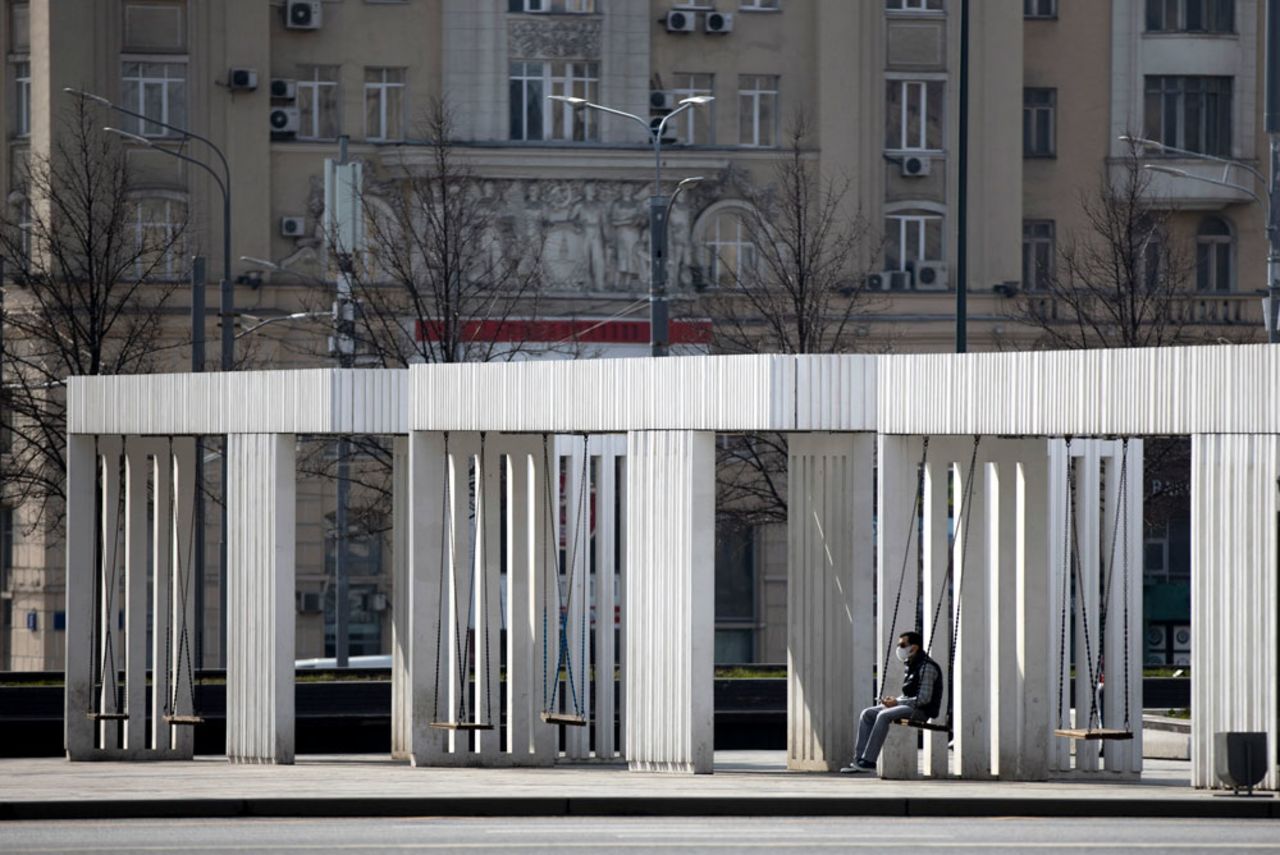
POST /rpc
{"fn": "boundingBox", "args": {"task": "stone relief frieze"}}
[508,17,601,59]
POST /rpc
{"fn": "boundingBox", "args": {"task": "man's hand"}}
[880,695,896,706]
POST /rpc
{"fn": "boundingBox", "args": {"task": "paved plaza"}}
[1,752,1276,821]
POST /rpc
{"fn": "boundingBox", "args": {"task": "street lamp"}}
[547,94,713,356]
[69,86,236,666]
[1122,133,1280,342]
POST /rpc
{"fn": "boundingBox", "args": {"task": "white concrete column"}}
[504,436,539,762]
[408,430,449,767]
[148,440,173,752]
[475,434,504,760]
[391,436,410,760]
[1101,440,1143,774]
[123,439,149,751]
[169,438,197,757]
[953,446,991,779]
[988,445,1020,778]
[1191,433,1278,790]
[532,436,559,762]
[64,435,96,759]
[97,436,123,749]
[1015,442,1051,781]
[920,452,952,777]
[1074,444,1102,772]
[226,434,296,764]
[625,430,715,774]
[876,435,923,779]
[787,433,873,772]
[1048,440,1071,773]
[593,436,622,760]
[563,436,592,760]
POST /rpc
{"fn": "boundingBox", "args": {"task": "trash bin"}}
[1214,731,1268,795]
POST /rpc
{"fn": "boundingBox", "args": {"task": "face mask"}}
[896,645,913,663]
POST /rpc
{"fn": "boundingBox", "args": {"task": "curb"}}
[3,796,1279,821]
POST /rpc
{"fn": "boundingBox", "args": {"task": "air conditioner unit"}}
[285,0,322,30]
[650,90,675,112]
[913,260,949,291]
[1173,625,1191,652]
[270,78,297,100]
[280,216,306,238]
[901,154,931,177]
[296,591,323,613]
[270,106,300,135]
[649,115,677,144]
[664,9,696,32]
[228,68,258,91]
[706,11,734,33]
[867,270,911,291]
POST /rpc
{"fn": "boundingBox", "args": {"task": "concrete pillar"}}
[532,436,559,762]
[408,430,449,767]
[391,437,410,760]
[1191,434,1278,790]
[593,435,624,760]
[1015,442,1051,781]
[625,430,714,774]
[920,451,952,777]
[97,436,123,749]
[787,433,874,772]
[504,436,539,762]
[169,438,197,757]
[64,435,96,759]
[225,434,296,764]
[953,446,991,779]
[146,440,173,752]
[1074,443,1102,772]
[475,435,504,759]
[876,435,923,779]
[988,445,1020,778]
[123,440,149,751]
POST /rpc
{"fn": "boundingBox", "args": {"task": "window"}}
[298,65,339,140]
[1195,216,1232,292]
[121,61,187,137]
[738,74,778,147]
[364,67,405,142]
[885,209,942,272]
[13,196,32,270]
[13,60,30,138]
[1144,76,1232,156]
[672,73,714,145]
[1024,0,1056,16]
[1022,220,1055,291]
[509,61,599,141]
[715,521,756,664]
[1023,88,1056,157]
[886,79,944,151]
[885,0,943,11]
[703,208,756,287]
[133,198,184,279]
[1145,0,1234,33]
[740,0,780,9]
[508,0,596,12]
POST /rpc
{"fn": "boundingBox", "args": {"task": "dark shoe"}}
[856,758,877,771]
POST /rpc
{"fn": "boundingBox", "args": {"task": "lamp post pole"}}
[548,94,712,356]
[1265,0,1280,342]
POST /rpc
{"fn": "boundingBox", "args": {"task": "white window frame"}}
[740,0,780,9]
[298,65,340,141]
[1022,220,1055,291]
[14,59,31,138]
[672,72,714,145]
[15,196,32,266]
[886,74,945,152]
[885,0,944,13]
[1024,0,1056,18]
[121,58,187,138]
[698,201,758,288]
[510,60,599,142]
[364,67,405,142]
[885,204,944,273]
[1023,87,1056,157]
[738,74,778,148]
[132,196,184,280]
[1195,217,1233,292]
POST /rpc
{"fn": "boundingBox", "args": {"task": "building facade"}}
[0,0,1266,669]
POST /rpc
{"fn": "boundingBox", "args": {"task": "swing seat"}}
[540,711,587,727]
[894,718,951,734]
[164,714,205,726]
[1054,728,1134,741]
[86,712,129,721]
[429,721,495,731]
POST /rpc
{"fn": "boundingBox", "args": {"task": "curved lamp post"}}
[547,94,712,356]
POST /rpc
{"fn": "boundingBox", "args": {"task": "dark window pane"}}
[1185,0,1204,30]
[509,79,523,139]
[1145,0,1163,29]
[1215,243,1230,291]
[1196,243,1210,290]
[527,79,543,140]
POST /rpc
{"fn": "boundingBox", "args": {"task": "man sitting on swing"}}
[841,631,943,774]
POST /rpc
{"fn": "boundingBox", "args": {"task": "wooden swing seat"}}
[430,721,495,731]
[894,718,951,734]
[86,712,129,721]
[164,714,205,726]
[1054,728,1134,741]
[540,711,587,727]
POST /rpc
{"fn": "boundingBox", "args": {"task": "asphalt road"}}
[2,816,1279,853]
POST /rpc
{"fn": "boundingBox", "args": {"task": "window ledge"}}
[1023,153,1057,160]
[885,10,946,19]
[1141,31,1238,38]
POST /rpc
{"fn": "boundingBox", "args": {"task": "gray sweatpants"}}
[854,703,913,764]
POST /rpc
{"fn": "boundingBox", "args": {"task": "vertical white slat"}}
[876,435,921,779]
[615,445,629,762]
[505,437,536,761]
[391,436,410,759]
[149,440,173,752]
[64,435,97,759]
[445,432,480,757]
[170,437,197,758]
[989,444,1020,778]
[594,437,618,759]
[1075,444,1101,772]
[563,437,591,759]
[954,451,990,779]
[98,436,124,749]
[123,439,149,752]
[408,431,450,767]
[1122,439,1145,775]
[1047,439,1070,772]
[530,436,559,763]
[474,435,504,760]
[1015,441,1051,780]
[921,453,951,777]
[1099,441,1124,771]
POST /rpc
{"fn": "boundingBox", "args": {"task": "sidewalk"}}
[1,752,1276,821]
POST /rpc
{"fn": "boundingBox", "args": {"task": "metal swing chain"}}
[878,437,929,702]
[1120,440,1132,731]
[431,433,450,724]
[557,434,591,718]
[940,436,982,728]
[1068,447,1101,731]
[456,433,485,723]
[480,432,493,728]
[1091,439,1130,732]
[97,437,127,717]
[87,436,102,715]
[540,434,554,713]
[1056,439,1074,729]
[173,437,201,719]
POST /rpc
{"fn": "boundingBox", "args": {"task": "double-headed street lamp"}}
[547,94,712,357]
[66,87,234,665]
[1120,133,1279,343]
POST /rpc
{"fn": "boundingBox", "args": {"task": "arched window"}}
[132,196,186,280]
[696,202,757,288]
[1195,215,1232,292]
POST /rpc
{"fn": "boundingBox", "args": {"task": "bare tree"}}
[0,99,185,527]
[706,113,881,525]
[1006,139,1196,349]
